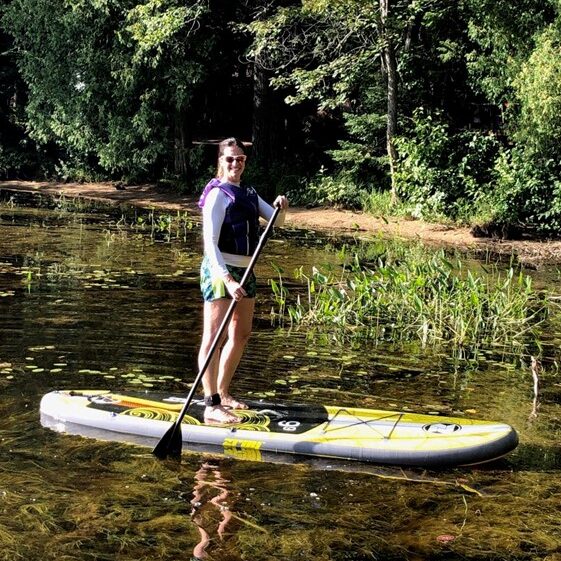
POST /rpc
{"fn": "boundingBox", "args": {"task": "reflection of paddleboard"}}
[40,389,518,467]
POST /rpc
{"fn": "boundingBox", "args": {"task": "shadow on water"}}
[1,193,561,560]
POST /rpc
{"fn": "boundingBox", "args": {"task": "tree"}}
[0,0,32,178]
[463,0,555,107]
[2,0,212,181]
[514,22,561,159]
[247,1,385,188]
[248,0,472,201]
[237,1,298,197]
[461,0,561,235]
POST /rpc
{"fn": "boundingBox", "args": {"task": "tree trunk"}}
[174,108,189,178]
[384,42,399,204]
[379,0,399,204]
[252,62,269,156]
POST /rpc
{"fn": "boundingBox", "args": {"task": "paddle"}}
[153,205,282,460]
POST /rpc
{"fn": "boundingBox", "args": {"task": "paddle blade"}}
[152,422,183,460]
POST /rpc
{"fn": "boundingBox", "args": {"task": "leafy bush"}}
[242,161,306,204]
[484,148,561,236]
[0,144,39,180]
[514,24,561,160]
[328,110,388,184]
[52,157,105,184]
[395,109,561,236]
[394,109,501,222]
[288,168,367,208]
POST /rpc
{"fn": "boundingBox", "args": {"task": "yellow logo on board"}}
[223,438,263,461]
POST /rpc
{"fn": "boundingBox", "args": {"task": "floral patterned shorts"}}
[200,256,257,302]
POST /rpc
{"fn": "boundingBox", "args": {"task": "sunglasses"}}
[222,155,247,164]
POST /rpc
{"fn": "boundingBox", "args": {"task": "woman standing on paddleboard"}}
[198,137,288,424]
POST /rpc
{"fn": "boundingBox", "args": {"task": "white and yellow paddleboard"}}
[40,389,518,467]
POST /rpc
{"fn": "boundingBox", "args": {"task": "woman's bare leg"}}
[198,299,238,423]
[217,297,255,409]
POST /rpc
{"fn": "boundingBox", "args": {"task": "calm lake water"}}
[1,190,561,561]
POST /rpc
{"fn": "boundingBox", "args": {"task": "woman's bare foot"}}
[204,405,239,425]
[220,394,249,410]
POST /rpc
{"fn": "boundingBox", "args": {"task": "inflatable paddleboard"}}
[40,390,518,467]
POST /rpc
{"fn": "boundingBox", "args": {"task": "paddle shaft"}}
[153,205,281,459]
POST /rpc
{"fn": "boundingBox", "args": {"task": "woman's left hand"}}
[273,195,289,210]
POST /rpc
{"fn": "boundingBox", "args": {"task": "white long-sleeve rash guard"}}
[202,186,286,280]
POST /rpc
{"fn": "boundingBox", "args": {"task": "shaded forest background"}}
[2,0,561,237]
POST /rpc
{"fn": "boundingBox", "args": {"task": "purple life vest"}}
[199,179,259,256]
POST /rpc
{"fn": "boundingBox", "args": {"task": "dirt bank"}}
[2,179,561,267]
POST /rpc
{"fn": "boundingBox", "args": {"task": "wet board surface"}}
[40,389,519,467]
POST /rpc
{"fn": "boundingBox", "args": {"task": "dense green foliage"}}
[394,109,502,222]
[2,0,216,182]
[2,0,561,235]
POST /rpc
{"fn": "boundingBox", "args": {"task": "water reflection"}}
[189,458,235,561]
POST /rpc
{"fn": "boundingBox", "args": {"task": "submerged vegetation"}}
[271,243,552,349]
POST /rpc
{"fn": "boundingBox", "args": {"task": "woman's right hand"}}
[225,277,247,301]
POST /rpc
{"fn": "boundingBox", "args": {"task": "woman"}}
[198,137,288,424]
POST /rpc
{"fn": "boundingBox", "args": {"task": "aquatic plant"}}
[132,210,195,242]
[52,193,105,213]
[271,247,550,348]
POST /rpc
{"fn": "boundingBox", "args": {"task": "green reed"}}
[270,247,550,347]
[131,209,195,242]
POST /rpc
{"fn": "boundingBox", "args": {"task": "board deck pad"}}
[77,390,330,434]
[40,389,519,467]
